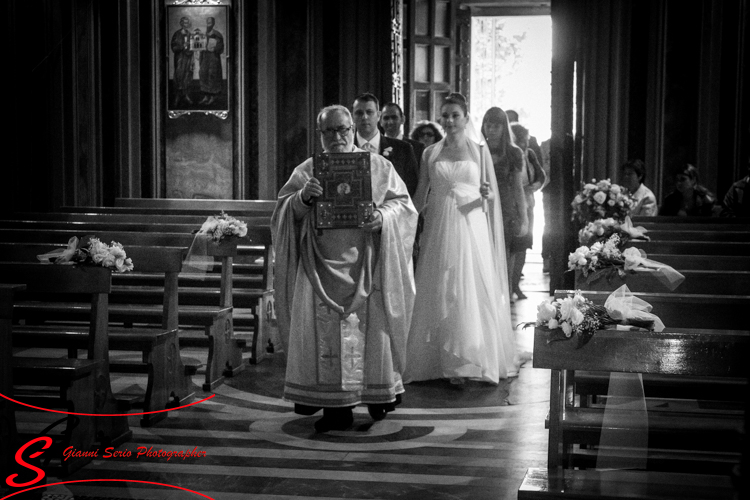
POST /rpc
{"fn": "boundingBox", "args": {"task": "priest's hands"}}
[362,210,383,233]
[301,177,322,204]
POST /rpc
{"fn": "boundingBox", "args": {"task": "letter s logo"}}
[6,436,52,488]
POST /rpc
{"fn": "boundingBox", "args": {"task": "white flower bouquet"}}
[196,212,248,243]
[570,230,685,290]
[571,178,635,227]
[37,235,134,273]
[524,286,661,348]
[569,233,642,281]
[527,291,616,348]
[578,216,649,247]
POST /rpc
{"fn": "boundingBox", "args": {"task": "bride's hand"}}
[480,181,493,200]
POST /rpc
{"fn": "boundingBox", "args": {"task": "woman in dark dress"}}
[481,107,528,296]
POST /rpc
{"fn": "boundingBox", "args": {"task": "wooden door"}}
[405,0,457,129]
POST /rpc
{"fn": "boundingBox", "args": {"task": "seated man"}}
[271,104,417,433]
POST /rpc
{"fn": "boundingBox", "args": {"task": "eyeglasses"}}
[319,126,352,138]
[419,131,435,138]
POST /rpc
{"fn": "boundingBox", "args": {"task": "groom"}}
[352,93,419,196]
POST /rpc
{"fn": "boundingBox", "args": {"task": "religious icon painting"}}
[313,152,374,230]
[167,1,230,119]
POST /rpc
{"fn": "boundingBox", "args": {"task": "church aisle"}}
[38,262,550,500]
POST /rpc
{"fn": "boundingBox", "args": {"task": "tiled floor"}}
[17,254,552,500]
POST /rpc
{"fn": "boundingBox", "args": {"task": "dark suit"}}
[404,137,426,170]
[358,136,419,197]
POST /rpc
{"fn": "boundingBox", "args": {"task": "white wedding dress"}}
[404,139,520,384]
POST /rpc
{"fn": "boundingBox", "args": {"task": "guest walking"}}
[481,108,529,295]
[410,121,444,149]
[508,122,545,300]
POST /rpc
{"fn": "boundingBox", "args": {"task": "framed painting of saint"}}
[166,2,229,118]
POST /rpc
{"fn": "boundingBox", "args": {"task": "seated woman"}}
[410,121,444,149]
[659,163,716,216]
[620,159,657,216]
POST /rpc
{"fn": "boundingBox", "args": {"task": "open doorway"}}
[469,14,552,298]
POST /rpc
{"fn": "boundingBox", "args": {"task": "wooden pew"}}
[632,215,750,226]
[572,242,750,415]
[556,289,747,330]
[0,243,193,426]
[0,217,269,234]
[0,216,275,303]
[517,326,746,499]
[9,211,268,226]
[626,239,750,256]
[61,205,274,217]
[641,253,750,271]
[0,227,273,385]
[0,215,276,360]
[1,264,132,474]
[114,197,276,213]
[576,268,750,295]
[642,229,750,241]
[554,289,749,402]
[1,284,24,486]
[518,468,734,500]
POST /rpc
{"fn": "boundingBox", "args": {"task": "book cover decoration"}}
[313,151,374,229]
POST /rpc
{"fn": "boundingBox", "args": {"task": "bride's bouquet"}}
[571,178,635,227]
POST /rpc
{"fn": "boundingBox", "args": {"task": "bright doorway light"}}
[470,16,552,142]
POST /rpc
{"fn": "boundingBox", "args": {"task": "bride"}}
[404,92,521,385]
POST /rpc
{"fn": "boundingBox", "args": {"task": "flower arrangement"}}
[578,216,649,247]
[382,146,393,157]
[524,288,660,348]
[197,212,248,243]
[571,178,635,227]
[568,233,644,281]
[37,236,134,273]
[529,291,616,348]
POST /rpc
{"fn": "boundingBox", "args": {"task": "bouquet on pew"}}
[578,216,649,247]
[571,178,635,227]
[529,291,617,348]
[569,223,685,290]
[525,286,663,348]
[37,235,134,273]
[568,233,639,280]
[195,211,248,243]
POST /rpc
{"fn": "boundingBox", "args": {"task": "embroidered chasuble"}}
[272,148,417,407]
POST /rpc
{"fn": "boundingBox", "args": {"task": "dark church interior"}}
[2,0,749,499]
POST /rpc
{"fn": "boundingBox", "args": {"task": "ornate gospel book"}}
[313,151,374,229]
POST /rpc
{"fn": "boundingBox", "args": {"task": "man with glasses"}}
[353,93,419,196]
[271,104,417,433]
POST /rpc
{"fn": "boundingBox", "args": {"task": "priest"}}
[271,104,417,432]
